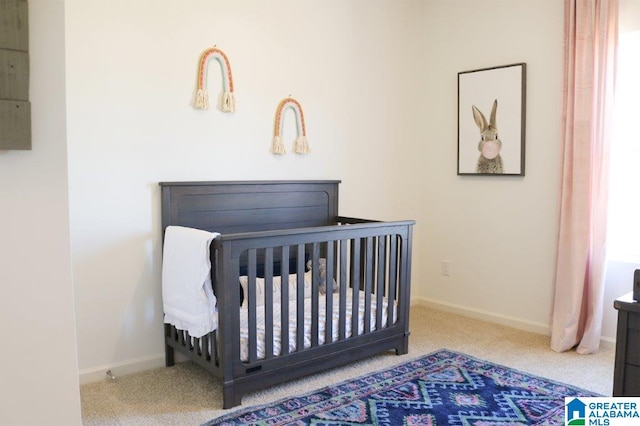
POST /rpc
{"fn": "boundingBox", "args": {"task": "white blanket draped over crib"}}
[162,226,220,338]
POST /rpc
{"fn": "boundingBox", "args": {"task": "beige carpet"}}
[81,305,615,425]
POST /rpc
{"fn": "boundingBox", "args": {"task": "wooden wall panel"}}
[0,0,29,51]
[0,0,31,150]
[0,99,31,150]
[0,50,29,100]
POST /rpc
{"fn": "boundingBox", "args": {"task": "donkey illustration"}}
[472,99,503,174]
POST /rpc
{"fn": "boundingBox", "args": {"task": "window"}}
[607,31,640,262]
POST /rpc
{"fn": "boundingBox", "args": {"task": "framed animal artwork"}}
[457,63,526,176]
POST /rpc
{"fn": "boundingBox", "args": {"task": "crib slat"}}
[212,330,219,365]
[171,326,178,342]
[296,244,305,352]
[325,242,335,343]
[375,235,386,330]
[280,245,290,355]
[364,237,374,333]
[311,243,320,347]
[201,334,208,359]
[247,249,258,363]
[338,239,348,340]
[264,248,274,360]
[387,236,398,327]
[350,238,360,337]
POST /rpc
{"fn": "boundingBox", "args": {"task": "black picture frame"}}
[457,63,526,176]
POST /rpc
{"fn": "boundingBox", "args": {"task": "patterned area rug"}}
[204,349,599,425]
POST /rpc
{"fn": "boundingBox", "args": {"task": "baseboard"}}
[599,336,616,351]
[78,353,166,385]
[411,297,616,350]
[411,297,551,336]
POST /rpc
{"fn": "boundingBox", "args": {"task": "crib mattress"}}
[236,291,396,362]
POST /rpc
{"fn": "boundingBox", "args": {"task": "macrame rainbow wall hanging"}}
[193,47,235,113]
[271,97,310,155]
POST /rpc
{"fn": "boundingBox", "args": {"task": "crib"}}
[160,180,415,408]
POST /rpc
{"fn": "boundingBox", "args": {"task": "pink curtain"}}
[551,0,618,354]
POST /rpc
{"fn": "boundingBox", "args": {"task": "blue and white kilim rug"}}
[204,349,600,425]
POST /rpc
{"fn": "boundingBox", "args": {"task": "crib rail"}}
[163,217,414,408]
[212,218,413,406]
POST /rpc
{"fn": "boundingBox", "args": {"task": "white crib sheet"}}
[237,291,396,362]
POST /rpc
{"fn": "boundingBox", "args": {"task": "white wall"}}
[0,1,82,425]
[620,0,640,33]
[412,0,565,335]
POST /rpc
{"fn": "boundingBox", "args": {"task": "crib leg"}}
[222,383,242,409]
[395,332,410,356]
[165,344,175,367]
[164,324,175,366]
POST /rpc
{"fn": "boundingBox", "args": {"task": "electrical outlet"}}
[441,261,450,277]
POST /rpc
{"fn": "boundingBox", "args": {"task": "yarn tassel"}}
[194,89,209,110]
[271,136,286,155]
[221,92,236,113]
[294,136,310,154]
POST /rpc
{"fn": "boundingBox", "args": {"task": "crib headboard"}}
[159,180,341,235]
